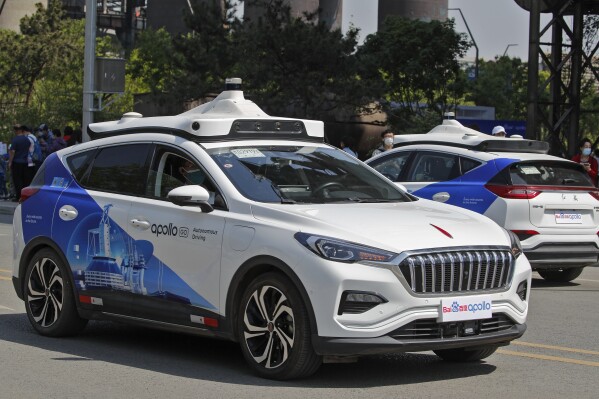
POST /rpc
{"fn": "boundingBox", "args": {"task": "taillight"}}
[511,230,539,241]
[19,186,40,202]
[487,184,599,200]
[485,184,541,199]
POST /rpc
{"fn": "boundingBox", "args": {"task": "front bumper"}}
[312,322,526,356]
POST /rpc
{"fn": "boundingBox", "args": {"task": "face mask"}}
[383,137,394,146]
[582,148,592,156]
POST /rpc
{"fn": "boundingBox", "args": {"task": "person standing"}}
[50,128,67,153]
[8,124,35,201]
[371,129,395,158]
[572,138,598,186]
[0,153,8,199]
[492,125,507,137]
[340,136,358,158]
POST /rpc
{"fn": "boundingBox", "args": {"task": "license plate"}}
[440,296,492,322]
[555,211,583,224]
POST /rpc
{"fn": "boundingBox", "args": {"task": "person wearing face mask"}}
[371,129,395,158]
[572,137,598,185]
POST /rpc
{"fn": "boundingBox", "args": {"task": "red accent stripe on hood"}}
[430,224,453,239]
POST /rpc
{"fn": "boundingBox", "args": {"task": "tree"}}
[167,0,241,102]
[467,56,528,120]
[128,28,177,95]
[357,16,470,131]
[233,0,373,122]
[0,1,122,138]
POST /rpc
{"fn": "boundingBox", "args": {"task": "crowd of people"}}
[1,123,83,201]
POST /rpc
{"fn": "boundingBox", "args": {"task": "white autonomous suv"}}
[366,120,599,282]
[12,79,531,379]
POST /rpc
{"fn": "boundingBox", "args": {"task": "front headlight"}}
[294,232,398,263]
[506,230,523,258]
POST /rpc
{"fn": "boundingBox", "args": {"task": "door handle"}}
[58,206,78,221]
[432,192,450,203]
[130,219,151,230]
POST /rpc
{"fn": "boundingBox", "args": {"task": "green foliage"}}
[168,0,241,101]
[128,28,176,95]
[357,16,470,131]
[467,56,529,120]
[0,1,122,141]
[234,0,370,120]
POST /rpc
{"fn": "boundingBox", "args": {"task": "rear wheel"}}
[24,248,87,336]
[237,272,321,380]
[434,346,498,362]
[537,267,584,283]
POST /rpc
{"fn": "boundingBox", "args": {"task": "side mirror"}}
[167,185,214,213]
[395,183,408,192]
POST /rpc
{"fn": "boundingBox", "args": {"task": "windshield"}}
[208,145,411,203]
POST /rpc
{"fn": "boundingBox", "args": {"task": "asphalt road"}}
[0,220,597,399]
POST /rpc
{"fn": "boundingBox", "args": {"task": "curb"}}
[0,202,18,216]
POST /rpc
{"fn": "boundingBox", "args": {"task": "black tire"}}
[537,267,584,283]
[237,272,321,380]
[24,248,87,336]
[434,345,498,362]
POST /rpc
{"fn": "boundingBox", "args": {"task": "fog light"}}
[516,280,528,301]
[338,291,387,315]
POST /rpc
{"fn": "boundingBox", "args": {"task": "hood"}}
[251,199,509,253]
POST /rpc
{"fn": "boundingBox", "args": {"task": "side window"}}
[460,157,482,175]
[406,152,460,182]
[147,147,226,209]
[370,152,411,181]
[66,149,96,182]
[84,144,151,195]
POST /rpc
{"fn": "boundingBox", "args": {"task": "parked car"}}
[366,120,599,282]
[12,80,531,380]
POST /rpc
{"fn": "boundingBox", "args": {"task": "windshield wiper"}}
[321,197,397,203]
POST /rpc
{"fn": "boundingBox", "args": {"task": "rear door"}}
[509,161,599,230]
[403,151,462,203]
[56,143,152,314]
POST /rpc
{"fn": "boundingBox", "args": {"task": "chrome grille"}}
[398,250,513,294]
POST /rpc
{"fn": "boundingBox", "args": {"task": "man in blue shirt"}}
[8,124,35,201]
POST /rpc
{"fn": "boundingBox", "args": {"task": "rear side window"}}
[460,157,482,174]
[509,162,594,187]
[84,144,152,195]
[66,150,96,182]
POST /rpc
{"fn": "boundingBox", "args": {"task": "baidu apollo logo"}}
[444,300,490,314]
[441,296,493,322]
[451,301,459,312]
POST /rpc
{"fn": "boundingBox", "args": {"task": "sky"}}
[342,0,553,61]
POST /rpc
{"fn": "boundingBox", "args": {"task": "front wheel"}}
[537,267,584,283]
[237,272,321,380]
[24,248,87,336]
[434,346,498,362]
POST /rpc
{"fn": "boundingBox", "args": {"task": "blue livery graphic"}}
[20,160,215,310]
[413,157,518,214]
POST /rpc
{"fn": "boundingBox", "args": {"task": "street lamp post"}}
[503,43,518,57]
[449,8,479,80]
[82,0,97,143]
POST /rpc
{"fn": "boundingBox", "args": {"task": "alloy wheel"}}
[242,285,295,369]
[27,257,64,328]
